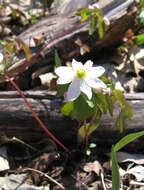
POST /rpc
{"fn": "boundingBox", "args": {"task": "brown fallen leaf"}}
[0,146,9,171]
[83,160,103,176]
[27,151,59,185]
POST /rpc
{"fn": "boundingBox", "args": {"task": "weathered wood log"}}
[6,0,136,78]
[0,90,144,149]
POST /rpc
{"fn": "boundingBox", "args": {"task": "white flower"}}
[0,53,3,63]
[55,59,106,101]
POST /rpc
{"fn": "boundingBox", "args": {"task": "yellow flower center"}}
[76,69,86,79]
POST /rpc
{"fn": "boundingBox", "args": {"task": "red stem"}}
[84,120,88,149]
[4,75,71,154]
[87,116,95,133]
[77,122,81,130]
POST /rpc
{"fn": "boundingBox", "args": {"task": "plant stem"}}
[84,120,88,150]
[4,75,71,154]
[77,122,81,130]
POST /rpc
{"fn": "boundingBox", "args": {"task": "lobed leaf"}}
[61,101,74,116]
[89,16,98,35]
[76,8,93,22]
[72,95,94,122]
[135,33,144,45]
[113,89,126,107]
[56,84,69,97]
[106,94,116,116]
[112,103,133,133]
[94,93,108,114]
[78,110,101,137]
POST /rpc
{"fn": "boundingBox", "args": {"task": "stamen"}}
[76,69,86,79]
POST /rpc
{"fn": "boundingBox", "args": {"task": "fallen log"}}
[6,0,136,78]
[0,90,144,149]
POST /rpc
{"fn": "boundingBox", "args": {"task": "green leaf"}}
[55,49,61,67]
[89,143,96,148]
[81,93,95,108]
[135,33,144,45]
[76,7,93,22]
[138,11,144,26]
[112,146,120,190]
[56,84,69,97]
[112,103,133,133]
[98,17,104,39]
[113,90,126,107]
[94,93,108,114]
[86,149,91,156]
[106,94,116,116]
[139,0,144,8]
[97,17,108,39]
[114,131,144,152]
[5,42,15,54]
[72,95,94,122]
[54,0,59,6]
[87,111,101,135]
[61,101,74,116]
[89,16,98,35]
[99,75,112,86]
[78,109,101,137]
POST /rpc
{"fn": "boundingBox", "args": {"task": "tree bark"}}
[0,91,143,148]
[5,0,136,78]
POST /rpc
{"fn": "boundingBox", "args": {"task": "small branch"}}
[10,137,38,152]
[23,168,65,190]
[130,180,144,186]
[100,170,107,190]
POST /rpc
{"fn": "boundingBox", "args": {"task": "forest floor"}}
[0,1,144,190]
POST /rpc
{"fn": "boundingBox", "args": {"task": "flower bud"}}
[102,88,112,96]
[103,16,110,26]
[88,3,99,10]
[93,88,102,94]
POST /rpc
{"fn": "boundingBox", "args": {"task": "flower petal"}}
[72,59,83,71]
[57,77,73,84]
[55,66,74,77]
[84,60,93,70]
[85,78,107,89]
[0,53,3,63]
[87,66,105,78]
[67,78,81,101]
[80,80,92,100]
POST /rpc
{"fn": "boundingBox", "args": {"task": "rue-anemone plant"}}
[55,55,133,150]
[77,2,110,37]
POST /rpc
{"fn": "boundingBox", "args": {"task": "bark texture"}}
[5,0,136,78]
[0,91,143,148]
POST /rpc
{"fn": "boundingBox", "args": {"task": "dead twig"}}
[23,167,65,190]
[100,171,107,190]
[10,137,38,152]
